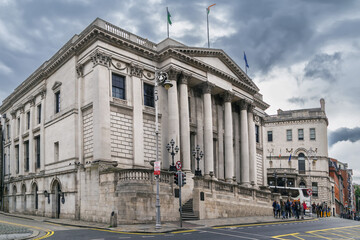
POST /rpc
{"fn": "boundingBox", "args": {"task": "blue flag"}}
[244,51,249,68]
[288,154,292,161]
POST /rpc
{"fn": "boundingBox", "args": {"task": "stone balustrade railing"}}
[117,168,173,184]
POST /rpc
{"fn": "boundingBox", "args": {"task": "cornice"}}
[264,117,328,126]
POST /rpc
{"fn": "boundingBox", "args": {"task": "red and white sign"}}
[176,161,182,171]
[307,189,313,196]
[154,161,160,175]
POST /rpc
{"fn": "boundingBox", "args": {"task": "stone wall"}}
[143,113,161,164]
[83,109,93,160]
[256,153,263,185]
[110,111,133,162]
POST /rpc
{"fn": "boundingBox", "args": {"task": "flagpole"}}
[207,8,210,48]
[167,7,169,38]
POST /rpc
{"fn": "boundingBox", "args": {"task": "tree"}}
[355,185,360,212]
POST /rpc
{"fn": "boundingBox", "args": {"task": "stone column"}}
[224,91,234,182]
[240,100,250,185]
[217,102,224,180]
[28,97,35,173]
[91,50,111,162]
[130,63,145,167]
[19,106,24,175]
[179,73,191,171]
[233,106,240,183]
[10,110,16,176]
[40,89,46,170]
[76,64,84,165]
[167,68,180,165]
[195,91,204,173]
[202,82,214,177]
[248,104,257,186]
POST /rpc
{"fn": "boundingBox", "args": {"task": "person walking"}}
[281,200,286,219]
[302,201,307,217]
[272,200,277,218]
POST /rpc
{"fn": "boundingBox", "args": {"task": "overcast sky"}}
[1,0,359,182]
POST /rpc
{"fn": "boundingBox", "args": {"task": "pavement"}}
[0,211,314,238]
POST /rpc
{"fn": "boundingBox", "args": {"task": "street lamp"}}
[273,170,278,192]
[167,139,179,172]
[192,145,204,176]
[153,70,173,229]
[282,173,288,197]
[306,147,317,217]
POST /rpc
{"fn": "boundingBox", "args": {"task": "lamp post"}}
[167,139,179,172]
[306,147,317,217]
[273,170,278,192]
[282,173,288,197]
[192,145,203,176]
[153,70,173,229]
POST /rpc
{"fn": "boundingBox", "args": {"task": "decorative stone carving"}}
[27,96,35,107]
[254,115,260,123]
[17,104,24,113]
[90,50,111,68]
[286,148,293,153]
[167,67,178,80]
[40,87,47,100]
[179,72,191,85]
[239,100,248,110]
[129,62,144,78]
[52,81,62,91]
[223,91,234,102]
[202,82,214,94]
[10,109,16,119]
[76,64,84,77]
[248,103,255,112]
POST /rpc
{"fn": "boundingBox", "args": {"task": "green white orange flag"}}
[207,3,216,14]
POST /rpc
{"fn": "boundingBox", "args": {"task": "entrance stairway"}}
[181,199,199,221]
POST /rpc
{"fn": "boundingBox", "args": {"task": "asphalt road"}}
[1,214,360,240]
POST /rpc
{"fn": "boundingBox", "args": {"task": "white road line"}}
[201,230,260,240]
[118,237,131,239]
[183,233,192,235]
[141,236,154,238]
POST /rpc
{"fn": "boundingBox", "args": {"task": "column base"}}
[241,182,251,188]
[195,170,202,177]
[225,178,233,183]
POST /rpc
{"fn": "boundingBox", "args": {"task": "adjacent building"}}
[264,99,332,205]
[0,18,272,223]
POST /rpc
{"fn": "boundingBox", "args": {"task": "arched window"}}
[21,184,26,212]
[13,185,17,212]
[299,181,306,188]
[32,183,38,210]
[298,153,305,174]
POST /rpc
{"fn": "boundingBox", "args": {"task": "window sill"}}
[112,97,127,106]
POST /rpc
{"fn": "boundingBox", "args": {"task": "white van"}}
[269,186,311,211]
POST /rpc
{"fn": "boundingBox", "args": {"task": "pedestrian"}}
[312,202,316,215]
[300,202,304,219]
[302,201,307,217]
[276,201,281,218]
[295,201,300,219]
[286,199,291,219]
[272,200,277,218]
[281,200,286,219]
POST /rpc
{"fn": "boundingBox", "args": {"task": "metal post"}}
[207,8,210,48]
[178,170,182,228]
[154,69,161,229]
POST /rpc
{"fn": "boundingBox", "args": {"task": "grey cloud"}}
[304,52,341,82]
[329,127,360,146]
[287,97,307,106]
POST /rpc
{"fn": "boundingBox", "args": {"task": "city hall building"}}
[0,18,272,224]
[264,99,333,206]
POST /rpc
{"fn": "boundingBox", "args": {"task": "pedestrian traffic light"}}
[174,173,178,185]
[182,172,186,186]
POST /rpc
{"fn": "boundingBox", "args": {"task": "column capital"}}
[248,103,255,113]
[239,100,249,110]
[223,91,234,103]
[179,72,191,85]
[40,87,47,100]
[10,109,16,119]
[91,50,112,68]
[167,67,179,80]
[27,96,35,107]
[76,63,84,78]
[202,82,215,94]
[129,62,144,78]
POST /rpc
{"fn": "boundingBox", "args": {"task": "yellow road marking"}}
[214,219,318,229]
[170,229,197,234]
[0,220,54,239]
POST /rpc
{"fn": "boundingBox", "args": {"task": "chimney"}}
[320,98,325,112]
[277,109,283,115]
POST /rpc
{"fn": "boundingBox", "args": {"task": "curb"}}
[210,217,316,228]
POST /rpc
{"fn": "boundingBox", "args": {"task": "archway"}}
[21,184,26,213]
[12,185,17,212]
[31,183,38,212]
[51,180,61,218]
[4,187,9,212]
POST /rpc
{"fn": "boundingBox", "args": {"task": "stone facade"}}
[0,18,272,224]
[264,99,332,206]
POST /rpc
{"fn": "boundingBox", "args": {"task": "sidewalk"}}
[0,211,314,234]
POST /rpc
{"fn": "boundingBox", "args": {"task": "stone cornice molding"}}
[129,62,144,78]
[91,50,111,68]
[27,96,35,107]
[202,82,215,94]
[52,81,62,92]
[223,91,234,103]
[264,118,328,126]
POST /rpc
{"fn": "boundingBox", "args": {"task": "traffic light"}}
[182,172,186,186]
[174,173,178,185]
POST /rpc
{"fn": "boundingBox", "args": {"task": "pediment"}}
[52,81,62,91]
[171,47,259,93]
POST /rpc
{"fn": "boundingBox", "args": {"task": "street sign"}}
[307,189,313,196]
[175,161,182,170]
[154,161,160,175]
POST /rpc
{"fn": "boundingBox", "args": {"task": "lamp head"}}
[162,79,173,90]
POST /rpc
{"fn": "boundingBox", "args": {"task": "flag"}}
[279,150,281,158]
[288,154,292,161]
[207,3,216,14]
[167,8,172,25]
[244,51,249,69]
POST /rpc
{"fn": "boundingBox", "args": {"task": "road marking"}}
[0,220,54,239]
[213,219,318,229]
[90,228,163,235]
[202,230,260,239]
[118,237,131,239]
[171,229,197,234]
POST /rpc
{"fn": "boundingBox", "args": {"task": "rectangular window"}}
[286,129,292,141]
[310,128,316,140]
[3,154,6,175]
[54,142,59,162]
[24,141,29,172]
[255,125,260,143]
[55,91,61,113]
[143,83,154,107]
[15,145,19,174]
[6,124,10,140]
[26,111,30,130]
[298,129,304,141]
[298,160,305,174]
[35,136,41,169]
[17,118,20,136]
[112,73,125,99]
[312,182,318,197]
[267,131,273,142]
[37,104,41,124]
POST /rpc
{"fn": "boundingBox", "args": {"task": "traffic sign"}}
[307,189,312,196]
[176,161,182,170]
[154,161,160,175]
